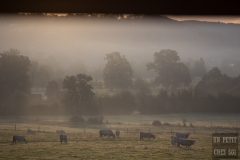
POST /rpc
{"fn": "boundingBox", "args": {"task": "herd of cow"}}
[171,132,196,148]
[12,129,195,148]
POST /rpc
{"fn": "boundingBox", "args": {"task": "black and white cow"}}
[99,130,115,139]
[140,132,155,140]
[176,138,195,148]
[27,128,35,134]
[60,134,67,143]
[12,135,28,144]
[56,130,66,134]
[171,136,178,145]
[115,130,120,138]
[176,132,190,139]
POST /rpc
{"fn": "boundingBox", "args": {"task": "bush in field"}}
[152,120,161,126]
[163,122,171,126]
[69,115,85,123]
[87,116,104,124]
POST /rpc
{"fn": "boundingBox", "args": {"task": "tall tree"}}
[146,49,191,89]
[0,49,31,115]
[62,73,94,114]
[0,49,31,95]
[103,52,133,90]
[195,67,233,95]
[193,58,207,77]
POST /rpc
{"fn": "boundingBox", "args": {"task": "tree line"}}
[0,48,239,116]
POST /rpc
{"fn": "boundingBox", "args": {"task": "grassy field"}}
[0,120,239,160]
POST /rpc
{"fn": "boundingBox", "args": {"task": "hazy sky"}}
[166,15,240,24]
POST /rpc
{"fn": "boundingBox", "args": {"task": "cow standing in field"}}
[115,130,120,138]
[171,136,178,145]
[27,128,35,134]
[99,130,115,139]
[140,132,155,140]
[12,135,28,144]
[176,138,195,148]
[60,134,67,143]
[176,132,190,139]
[56,130,66,134]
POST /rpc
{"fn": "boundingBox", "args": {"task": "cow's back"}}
[13,135,27,143]
[99,130,115,138]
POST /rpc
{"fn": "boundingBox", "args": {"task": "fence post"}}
[15,125,16,130]
[38,126,40,132]
[171,129,172,133]
[127,128,128,134]
[149,128,150,133]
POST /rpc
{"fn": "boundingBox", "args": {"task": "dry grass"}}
[0,121,239,160]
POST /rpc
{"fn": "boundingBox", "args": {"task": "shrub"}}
[87,116,104,124]
[69,115,85,123]
[163,122,171,126]
[152,120,161,126]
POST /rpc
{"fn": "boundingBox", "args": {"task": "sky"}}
[166,15,240,24]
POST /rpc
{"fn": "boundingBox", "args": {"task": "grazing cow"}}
[99,130,115,139]
[140,132,155,140]
[176,138,195,148]
[60,134,67,143]
[115,130,120,138]
[176,132,190,139]
[12,135,27,144]
[171,136,178,145]
[56,130,66,134]
[27,128,35,134]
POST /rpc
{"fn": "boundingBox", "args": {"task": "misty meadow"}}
[0,13,240,159]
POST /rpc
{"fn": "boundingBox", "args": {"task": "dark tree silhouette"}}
[193,58,207,77]
[62,73,94,114]
[147,49,191,89]
[195,67,233,95]
[0,49,31,115]
[45,80,60,100]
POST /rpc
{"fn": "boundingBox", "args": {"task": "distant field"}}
[3,113,240,128]
[0,114,239,159]
[31,77,202,97]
